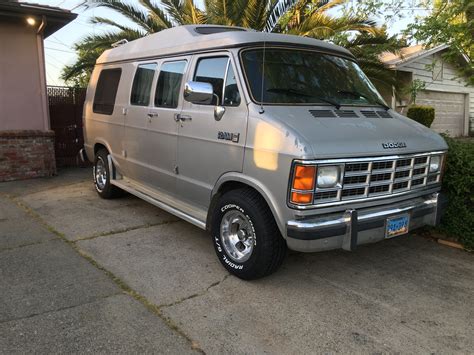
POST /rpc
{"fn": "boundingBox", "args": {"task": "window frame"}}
[153,59,188,109]
[191,53,231,107]
[238,46,384,107]
[93,67,122,115]
[129,61,158,107]
[222,59,241,107]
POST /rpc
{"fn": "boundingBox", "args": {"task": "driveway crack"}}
[0,293,122,325]
[72,220,181,242]
[159,273,231,309]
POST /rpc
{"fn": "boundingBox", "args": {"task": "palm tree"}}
[62,0,396,87]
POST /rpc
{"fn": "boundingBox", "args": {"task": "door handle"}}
[147,112,159,118]
[175,114,192,122]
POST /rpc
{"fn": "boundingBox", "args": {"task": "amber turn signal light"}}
[292,165,316,190]
[291,192,313,204]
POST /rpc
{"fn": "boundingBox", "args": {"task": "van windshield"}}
[241,48,387,107]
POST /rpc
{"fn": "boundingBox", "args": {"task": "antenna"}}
[259,40,266,114]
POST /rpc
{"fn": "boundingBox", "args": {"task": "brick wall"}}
[0,130,56,182]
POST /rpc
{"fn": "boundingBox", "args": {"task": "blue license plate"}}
[386,214,410,238]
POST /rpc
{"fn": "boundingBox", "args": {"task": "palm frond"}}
[139,0,174,28]
[86,0,158,32]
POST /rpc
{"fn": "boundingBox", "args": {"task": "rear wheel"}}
[93,149,122,199]
[211,188,287,280]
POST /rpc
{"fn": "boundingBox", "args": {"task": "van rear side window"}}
[93,68,121,115]
[155,61,187,108]
[131,63,157,106]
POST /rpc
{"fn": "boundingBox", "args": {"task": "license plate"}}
[385,214,410,238]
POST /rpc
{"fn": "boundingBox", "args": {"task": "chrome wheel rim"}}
[220,210,255,263]
[94,157,107,191]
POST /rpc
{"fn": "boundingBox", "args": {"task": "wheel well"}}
[94,143,107,156]
[206,180,273,231]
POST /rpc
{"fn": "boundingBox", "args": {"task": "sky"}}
[34,0,433,86]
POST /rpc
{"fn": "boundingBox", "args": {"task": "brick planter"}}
[0,130,56,182]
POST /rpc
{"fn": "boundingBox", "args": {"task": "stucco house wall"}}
[0,1,76,182]
[0,21,49,131]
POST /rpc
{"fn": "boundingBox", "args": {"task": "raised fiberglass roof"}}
[96,25,354,64]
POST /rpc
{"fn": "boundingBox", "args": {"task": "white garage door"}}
[417,90,466,137]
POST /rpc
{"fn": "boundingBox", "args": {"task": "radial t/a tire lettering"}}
[211,188,287,280]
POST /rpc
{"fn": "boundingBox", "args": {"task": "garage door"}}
[417,90,466,137]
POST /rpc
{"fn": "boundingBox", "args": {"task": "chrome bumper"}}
[286,192,447,252]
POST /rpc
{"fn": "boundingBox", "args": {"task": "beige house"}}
[380,45,473,137]
[0,1,76,181]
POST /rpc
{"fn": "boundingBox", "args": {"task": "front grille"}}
[308,153,443,205]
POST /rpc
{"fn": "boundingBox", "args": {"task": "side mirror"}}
[183,81,214,105]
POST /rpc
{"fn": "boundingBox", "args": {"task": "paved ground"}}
[1,168,473,353]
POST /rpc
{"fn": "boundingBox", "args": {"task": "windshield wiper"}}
[267,88,341,109]
[337,90,390,111]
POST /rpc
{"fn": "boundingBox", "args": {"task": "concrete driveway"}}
[1,168,473,353]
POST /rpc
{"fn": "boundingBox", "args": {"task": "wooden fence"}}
[47,86,87,167]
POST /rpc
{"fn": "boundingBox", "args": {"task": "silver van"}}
[82,25,448,279]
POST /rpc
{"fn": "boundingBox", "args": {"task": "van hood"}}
[256,105,448,158]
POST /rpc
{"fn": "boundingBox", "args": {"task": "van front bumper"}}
[286,192,446,252]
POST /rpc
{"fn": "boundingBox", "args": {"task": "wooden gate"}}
[48,86,87,167]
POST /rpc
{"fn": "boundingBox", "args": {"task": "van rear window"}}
[131,63,157,106]
[93,68,121,115]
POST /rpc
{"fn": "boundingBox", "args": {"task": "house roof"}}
[97,25,355,65]
[0,1,77,38]
[379,43,474,70]
[380,44,451,69]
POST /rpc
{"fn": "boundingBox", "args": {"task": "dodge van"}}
[81,25,448,279]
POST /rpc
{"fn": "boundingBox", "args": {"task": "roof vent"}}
[194,26,247,35]
[111,39,128,47]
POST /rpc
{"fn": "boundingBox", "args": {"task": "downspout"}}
[391,85,396,111]
[36,15,50,130]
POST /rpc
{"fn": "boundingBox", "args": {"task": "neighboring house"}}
[380,44,473,137]
[0,1,76,182]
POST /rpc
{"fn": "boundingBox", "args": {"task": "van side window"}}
[131,63,157,106]
[155,61,187,108]
[93,68,121,115]
[194,57,228,105]
[223,64,241,106]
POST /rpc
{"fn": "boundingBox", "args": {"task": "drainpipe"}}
[36,15,50,131]
[391,85,396,111]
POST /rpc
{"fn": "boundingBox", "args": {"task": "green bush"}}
[440,136,474,250]
[407,105,435,127]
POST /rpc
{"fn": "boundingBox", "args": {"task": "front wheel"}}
[211,188,287,280]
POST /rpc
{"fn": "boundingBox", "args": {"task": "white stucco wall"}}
[0,21,49,131]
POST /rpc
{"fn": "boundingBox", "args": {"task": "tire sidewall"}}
[93,151,110,197]
[212,199,260,275]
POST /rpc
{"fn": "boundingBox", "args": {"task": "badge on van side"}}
[218,131,240,143]
[382,142,407,149]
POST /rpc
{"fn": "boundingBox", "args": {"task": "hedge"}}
[407,105,435,127]
[440,136,474,250]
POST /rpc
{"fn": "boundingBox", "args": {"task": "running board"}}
[111,178,207,230]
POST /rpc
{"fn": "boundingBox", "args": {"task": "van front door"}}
[176,54,247,209]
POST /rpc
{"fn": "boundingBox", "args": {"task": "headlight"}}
[429,155,441,173]
[317,165,341,188]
